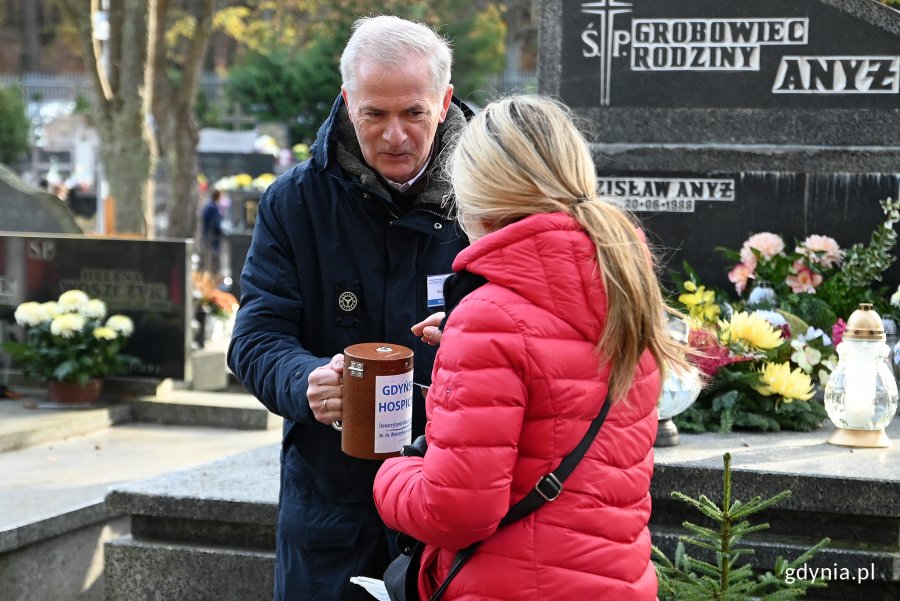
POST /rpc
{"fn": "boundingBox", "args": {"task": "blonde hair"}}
[447,95,689,402]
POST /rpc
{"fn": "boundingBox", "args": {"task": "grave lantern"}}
[824,304,898,448]
[656,316,703,447]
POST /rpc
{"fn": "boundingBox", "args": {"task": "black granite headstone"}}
[0,234,191,379]
[541,0,900,293]
[0,164,81,234]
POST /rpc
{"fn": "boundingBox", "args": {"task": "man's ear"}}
[341,86,351,114]
[438,85,453,122]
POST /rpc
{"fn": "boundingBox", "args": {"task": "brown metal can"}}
[341,342,415,460]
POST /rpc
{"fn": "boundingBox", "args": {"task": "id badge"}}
[426,273,452,308]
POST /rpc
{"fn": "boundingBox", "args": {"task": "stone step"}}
[129,390,278,431]
[0,424,281,601]
[0,397,132,454]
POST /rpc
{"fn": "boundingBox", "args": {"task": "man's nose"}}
[383,118,407,145]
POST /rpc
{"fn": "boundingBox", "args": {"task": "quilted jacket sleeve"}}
[374,295,529,551]
[227,182,328,425]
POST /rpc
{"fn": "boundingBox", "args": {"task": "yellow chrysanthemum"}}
[50,313,85,338]
[720,311,782,350]
[754,361,815,402]
[93,326,118,340]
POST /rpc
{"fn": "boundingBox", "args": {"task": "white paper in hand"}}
[350,576,391,601]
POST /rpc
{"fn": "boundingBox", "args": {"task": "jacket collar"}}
[311,94,472,211]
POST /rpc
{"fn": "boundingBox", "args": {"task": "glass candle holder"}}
[824,304,898,447]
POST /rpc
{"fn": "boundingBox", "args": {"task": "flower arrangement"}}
[670,197,900,433]
[673,267,833,432]
[212,172,276,193]
[3,290,137,385]
[722,232,842,298]
[193,271,238,318]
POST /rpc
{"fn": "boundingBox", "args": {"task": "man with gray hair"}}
[228,15,471,600]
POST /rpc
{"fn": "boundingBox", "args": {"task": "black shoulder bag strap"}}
[427,392,614,601]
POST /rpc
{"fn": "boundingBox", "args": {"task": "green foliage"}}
[778,294,837,333]
[882,0,900,9]
[815,197,900,319]
[675,379,827,434]
[222,0,506,142]
[0,85,30,166]
[654,453,830,601]
[227,38,341,142]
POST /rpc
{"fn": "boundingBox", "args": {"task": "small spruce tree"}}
[653,453,830,600]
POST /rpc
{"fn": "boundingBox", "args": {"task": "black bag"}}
[382,534,424,601]
[383,395,613,601]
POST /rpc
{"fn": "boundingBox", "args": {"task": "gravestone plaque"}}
[541,0,900,293]
[0,234,191,379]
[0,165,81,234]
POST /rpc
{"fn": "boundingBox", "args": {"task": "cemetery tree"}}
[147,0,216,239]
[61,0,151,235]
[0,85,30,167]
[224,0,505,141]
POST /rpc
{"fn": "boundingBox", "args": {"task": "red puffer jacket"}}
[374,211,661,600]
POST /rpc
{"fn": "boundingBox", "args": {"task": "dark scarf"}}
[439,270,488,331]
[334,101,467,212]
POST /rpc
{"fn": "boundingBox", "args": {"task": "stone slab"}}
[0,424,280,555]
[191,349,228,391]
[104,537,274,601]
[0,399,132,454]
[0,516,128,601]
[128,392,279,430]
[106,444,279,525]
[541,0,900,147]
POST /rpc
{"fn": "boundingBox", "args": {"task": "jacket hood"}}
[310,94,471,210]
[453,212,608,341]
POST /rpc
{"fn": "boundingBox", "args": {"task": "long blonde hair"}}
[447,95,689,402]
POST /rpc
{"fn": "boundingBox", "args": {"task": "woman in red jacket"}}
[374,96,690,600]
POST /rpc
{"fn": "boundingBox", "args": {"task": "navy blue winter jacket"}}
[228,95,470,502]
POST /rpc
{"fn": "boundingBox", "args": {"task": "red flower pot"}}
[46,379,102,404]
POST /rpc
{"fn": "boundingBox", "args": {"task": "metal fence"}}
[1,69,537,107]
[0,73,95,104]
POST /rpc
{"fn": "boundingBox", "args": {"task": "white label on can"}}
[374,371,414,453]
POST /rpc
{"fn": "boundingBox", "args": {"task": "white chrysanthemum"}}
[50,313,86,338]
[106,315,134,337]
[41,301,62,319]
[58,290,90,312]
[80,299,107,320]
[14,302,46,327]
[93,326,118,340]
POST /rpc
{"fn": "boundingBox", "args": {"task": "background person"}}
[200,188,223,275]
[374,95,691,600]
[227,15,470,601]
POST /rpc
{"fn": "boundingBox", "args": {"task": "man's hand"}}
[307,354,344,425]
[411,312,445,346]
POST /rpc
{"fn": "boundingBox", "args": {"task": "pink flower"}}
[739,246,758,271]
[797,235,843,268]
[688,329,754,376]
[832,318,846,347]
[742,232,785,262]
[728,263,755,295]
[785,261,823,293]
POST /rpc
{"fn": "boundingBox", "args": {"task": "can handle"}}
[332,420,343,431]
